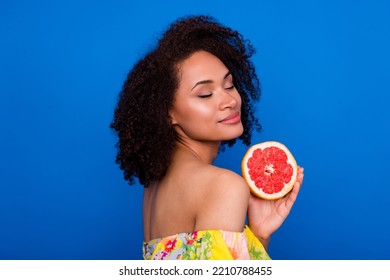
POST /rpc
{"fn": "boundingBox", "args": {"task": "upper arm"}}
[194,168,250,232]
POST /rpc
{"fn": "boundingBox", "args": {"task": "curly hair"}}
[110,15,261,186]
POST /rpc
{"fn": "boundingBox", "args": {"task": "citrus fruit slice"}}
[241,141,298,200]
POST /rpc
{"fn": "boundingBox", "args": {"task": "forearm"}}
[257,235,270,251]
[248,223,271,251]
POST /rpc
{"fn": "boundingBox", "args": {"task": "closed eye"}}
[198,93,213,98]
[225,85,235,90]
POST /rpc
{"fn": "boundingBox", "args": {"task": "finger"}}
[297,167,304,183]
[285,180,301,210]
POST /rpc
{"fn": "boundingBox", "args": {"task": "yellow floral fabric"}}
[143,226,270,260]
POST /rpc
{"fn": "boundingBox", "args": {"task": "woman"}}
[111,15,304,260]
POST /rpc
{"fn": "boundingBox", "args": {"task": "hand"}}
[247,166,304,245]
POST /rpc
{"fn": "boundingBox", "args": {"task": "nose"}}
[218,88,240,110]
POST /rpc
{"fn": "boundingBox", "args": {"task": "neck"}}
[175,137,220,164]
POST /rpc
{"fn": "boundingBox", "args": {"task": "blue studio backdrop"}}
[1,0,389,260]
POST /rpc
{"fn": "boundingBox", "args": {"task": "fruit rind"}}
[241,141,298,200]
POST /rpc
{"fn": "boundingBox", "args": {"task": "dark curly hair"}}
[110,15,261,186]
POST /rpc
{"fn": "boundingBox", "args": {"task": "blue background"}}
[1,0,389,260]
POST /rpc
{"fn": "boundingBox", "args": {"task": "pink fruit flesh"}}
[247,147,294,194]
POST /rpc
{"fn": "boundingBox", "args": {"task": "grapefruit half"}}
[241,141,298,200]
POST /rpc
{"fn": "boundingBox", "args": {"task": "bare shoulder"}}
[207,166,249,201]
[193,165,250,232]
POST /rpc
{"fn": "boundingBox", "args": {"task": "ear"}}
[169,110,178,125]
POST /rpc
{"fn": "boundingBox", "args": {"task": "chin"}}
[223,129,244,141]
[211,124,243,141]
[234,125,244,137]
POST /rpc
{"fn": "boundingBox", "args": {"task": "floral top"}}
[143,225,270,260]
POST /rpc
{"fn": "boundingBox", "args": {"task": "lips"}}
[219,112,241,124]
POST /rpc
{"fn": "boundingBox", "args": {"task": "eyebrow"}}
[191,71,232,91]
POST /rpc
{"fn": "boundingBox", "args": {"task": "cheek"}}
[235,91,242,108]
[180,101,215,122]
[171,100,216,127]
[191,103,215,119]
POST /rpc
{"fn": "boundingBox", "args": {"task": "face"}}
[170,51,243,144]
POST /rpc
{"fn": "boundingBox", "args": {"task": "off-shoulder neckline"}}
[144,226,248,244]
